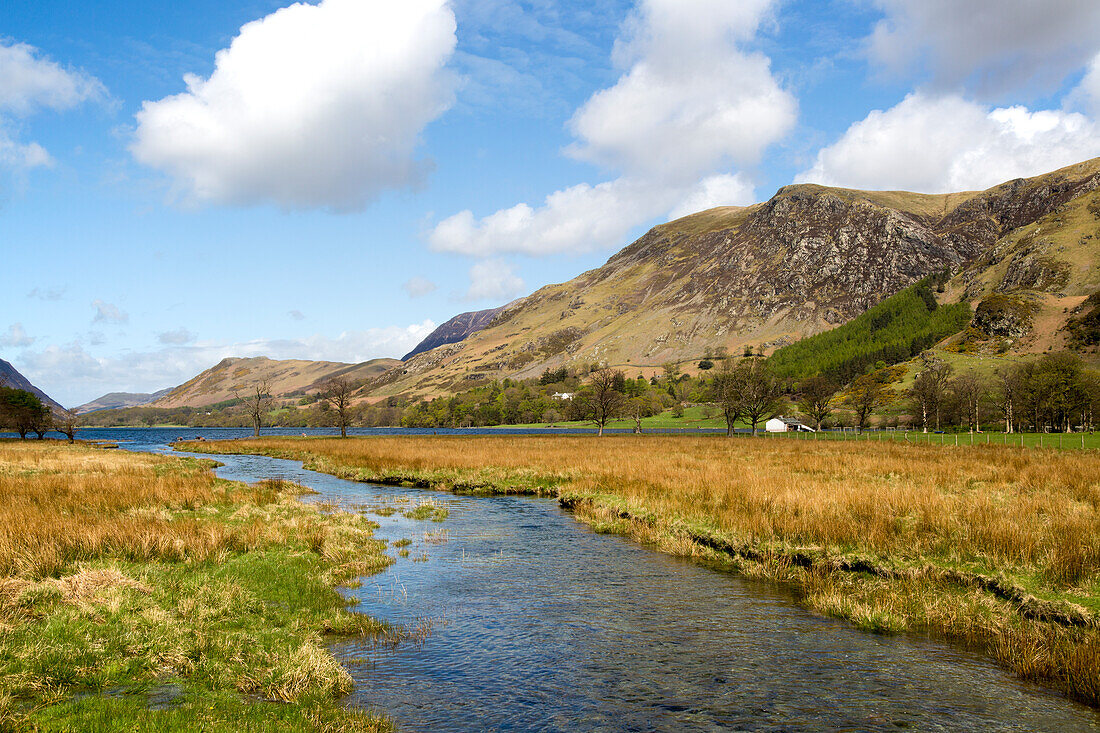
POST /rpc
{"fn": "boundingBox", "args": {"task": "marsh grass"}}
[183,435,1100,706]
[0,440,395,732]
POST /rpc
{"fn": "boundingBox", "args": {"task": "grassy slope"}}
[155,357,402,409]
[0,441,396,732]
[185,435,1100,707]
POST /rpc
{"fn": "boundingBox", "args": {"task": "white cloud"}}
[868,0,1100,98]
[0,41,106,114]
[0,323,34,348]
[18,320,436,407]
[92,299,128,324]
[567,0,795,178]
[131,0,458,211]
[796,93,1100,193]
[402,276,438,298]
[429,0,791,256]
[432,177,682,256]
[0,41,105,173]
[287,310,306,321]
[157,328,196,345]
[668,174,756,220]
[1070,53,1100,118]
[465,259,524,301]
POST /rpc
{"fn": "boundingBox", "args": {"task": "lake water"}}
[26,428,1100,730]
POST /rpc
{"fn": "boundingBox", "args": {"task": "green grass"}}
[505,404,731,430]
[755,427,1100,450]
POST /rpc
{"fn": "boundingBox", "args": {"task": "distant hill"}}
[76,388,174,414]
[402,305,511,361]
[0,358,63,410]
[152,356,402,408]
[373,158,1100,398]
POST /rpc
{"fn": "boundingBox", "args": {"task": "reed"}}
[0,440,394,732]
[183,434,1100,705]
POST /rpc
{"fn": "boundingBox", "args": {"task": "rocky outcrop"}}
[402,305,512,361]
[972,294,1038,340]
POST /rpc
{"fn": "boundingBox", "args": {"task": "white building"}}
[765,416,814,433]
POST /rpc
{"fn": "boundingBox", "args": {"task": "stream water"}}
[86,429,1100,730]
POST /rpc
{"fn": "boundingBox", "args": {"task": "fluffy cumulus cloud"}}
[668,174,756,220]
[796,93,1100,193]
[464,259,524,301]
[1071,54,1100,118]
[567,0,795,178]
[0,41,105,171]
[0,323,35,348]
[402,276,438,298]
[868,0,1100,98]
[17,320,436,407]
[131,0,458,211]
[430,0,793,257]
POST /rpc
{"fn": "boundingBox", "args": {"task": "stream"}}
[101,429,1100,731]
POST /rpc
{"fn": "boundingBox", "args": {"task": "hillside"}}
[371,158,1100,398]
[76,388,173,414]
[0,358,63,410]
[152,356,402,408]
[402,304,511,360]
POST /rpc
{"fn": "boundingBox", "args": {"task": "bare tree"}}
[731,357,783,436]
[844,373,894,432]
[235,380,274,437]
[796,376,837,431]
[712,358,744,436]
[627,396,646,434]
[321,376,356,438]
[574,366,626,436]
[908,359,953,432]
[54,408,80,443]
[952,371,985,433]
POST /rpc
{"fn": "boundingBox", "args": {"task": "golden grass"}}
[189,435,1100,585]
[185,434,1100,706]
[0,442,276,579]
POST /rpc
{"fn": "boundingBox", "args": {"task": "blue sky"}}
[3,0,1100,406]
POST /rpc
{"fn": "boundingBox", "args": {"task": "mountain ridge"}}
[370,157,1100,398]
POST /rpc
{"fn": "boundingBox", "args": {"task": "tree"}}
[992,368,1021,433]
[234,380,274,437]
[54,407,80,443]
[844,373,894,432]
[712,359,744,436]
[724,357,783,436]
[951,371,985,433]
[908,359,952,432]
[796,376,837,431]
[573,366,626,436]
[0,388,50,439]
[321,376,356,437]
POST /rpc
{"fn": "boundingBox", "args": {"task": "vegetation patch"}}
[0,441,395,732]
[769,277,972,383]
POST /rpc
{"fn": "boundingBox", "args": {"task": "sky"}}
[3,0,1100,407]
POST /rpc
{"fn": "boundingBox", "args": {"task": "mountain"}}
[151,356,402,408]
[371,158,1100,397]
[76,388,174,414]
[0,358,64,410]
[402,305,511,360]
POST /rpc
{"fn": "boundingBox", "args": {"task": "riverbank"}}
[0,440,394,732]
[179,435,1100,707]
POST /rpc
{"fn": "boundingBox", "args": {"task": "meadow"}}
[0,440,395,732]
[182,434,1100,706]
